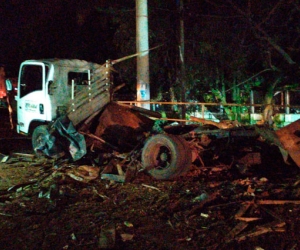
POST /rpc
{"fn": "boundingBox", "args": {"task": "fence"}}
[117,101,300,127]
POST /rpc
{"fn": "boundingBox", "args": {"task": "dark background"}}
[1,0,299,101]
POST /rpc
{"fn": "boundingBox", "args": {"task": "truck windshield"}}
[20,65,43,98]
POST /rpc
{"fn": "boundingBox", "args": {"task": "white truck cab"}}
[15,59,99,135]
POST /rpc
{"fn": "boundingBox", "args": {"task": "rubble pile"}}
[0,155,299,249]
[1,106,300,249]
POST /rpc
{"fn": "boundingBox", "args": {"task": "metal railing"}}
[117,100,300,127]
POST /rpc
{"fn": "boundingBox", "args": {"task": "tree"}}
[178,0,300,120]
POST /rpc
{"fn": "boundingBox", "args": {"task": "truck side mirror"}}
[5,79,12,91]
[48,80,55,95]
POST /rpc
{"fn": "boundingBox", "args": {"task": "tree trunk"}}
[262,78,281,125]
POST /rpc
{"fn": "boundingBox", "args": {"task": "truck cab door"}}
[16,62,48,134]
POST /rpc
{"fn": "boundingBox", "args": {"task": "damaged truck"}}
[14,59,193,180]
[12,58,300,181]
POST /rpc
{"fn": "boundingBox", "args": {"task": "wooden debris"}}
[10,153,35,162]
[293,179,300,187]
[190,116,240,129]
[101,164,115,175]
[1,104,300,249]
[116,163,125,176]
[141,184,161,192]
[120,233,134,242]
[64,166,100,183]
[187,191,219,217]
[75,166,100,180]
[256,200,300,205]
[235,217,261,222]
[234,202,252,219]
[101,174,125,183]
[0,212,12,217]
[227,221,249,239]
[7,180,37,192]
[0,154,9,163]
[236,221,286,242]
[232,202,261,223]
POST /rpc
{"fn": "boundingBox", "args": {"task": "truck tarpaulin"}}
[35,116,86,161]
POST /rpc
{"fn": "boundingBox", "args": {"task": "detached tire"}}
[141,134,191,180]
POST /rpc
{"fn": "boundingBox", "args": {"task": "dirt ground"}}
[1,107,300,250]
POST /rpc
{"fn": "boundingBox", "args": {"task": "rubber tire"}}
[32,125,50,155]
[141,134,191,180]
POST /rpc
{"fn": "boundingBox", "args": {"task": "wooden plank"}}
[256,199,300,205]
[68,92,110,126]
[67,82,109,113]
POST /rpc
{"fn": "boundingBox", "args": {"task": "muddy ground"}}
[0,107,300,250]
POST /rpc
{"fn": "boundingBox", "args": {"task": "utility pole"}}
[136,0,150,109]
[179,0,186,120]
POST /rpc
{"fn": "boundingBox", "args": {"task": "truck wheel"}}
[32,125,65,158]
[141,134,191,180]
[32,125,50,156]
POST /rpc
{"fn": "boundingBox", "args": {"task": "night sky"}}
[0,0,125,76]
